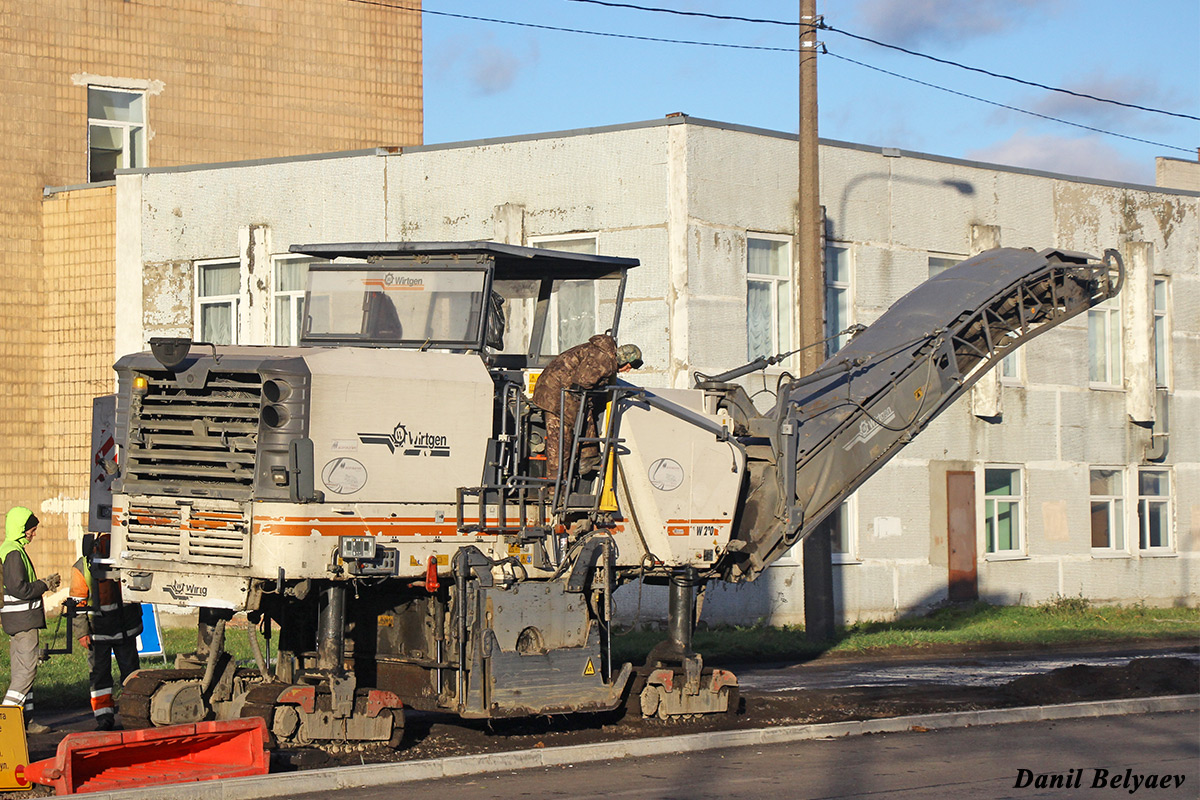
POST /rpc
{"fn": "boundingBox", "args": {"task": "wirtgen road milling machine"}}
[92,242,1120,746]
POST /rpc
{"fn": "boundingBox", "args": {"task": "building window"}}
[984,467,1022,555]
[273,258,313,345]
[88,87,147,182]
[196,261,240,345]
[828,496,856,562]
[825,245,851,357]
[998,350,1022,383]
[776,496,856,565]
[1137,469,1172,552]
[1088,296,1122,388]
[747,235,791,361]
[1153,277,1169,389]
[932,254,1019,379]
[532,235,600,352]
[1089,468,1125,553]
[928,255,958,278]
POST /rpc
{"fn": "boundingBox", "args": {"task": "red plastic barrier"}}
[24,717,269,795]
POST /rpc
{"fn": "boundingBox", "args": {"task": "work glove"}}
[79,635,92,649]
[43,573,61,592]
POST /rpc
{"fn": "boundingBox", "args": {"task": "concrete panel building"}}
[112,116,1199,621]
[7,0,422,581]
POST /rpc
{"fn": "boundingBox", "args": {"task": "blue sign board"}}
[136,604,163,657]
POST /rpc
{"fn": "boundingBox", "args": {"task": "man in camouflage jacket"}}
[532,334,642,478]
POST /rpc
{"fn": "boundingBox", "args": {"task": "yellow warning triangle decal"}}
[583,658,596,676]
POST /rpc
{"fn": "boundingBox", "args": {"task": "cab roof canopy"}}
[289,241,640,281]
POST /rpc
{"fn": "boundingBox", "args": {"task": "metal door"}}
[946,471,978,601]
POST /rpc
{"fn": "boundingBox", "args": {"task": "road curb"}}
[75,694,1199,800]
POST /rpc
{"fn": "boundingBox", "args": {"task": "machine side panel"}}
[306,350,493,503]
[614,388,743,567]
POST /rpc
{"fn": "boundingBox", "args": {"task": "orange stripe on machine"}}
[253,517,497,537]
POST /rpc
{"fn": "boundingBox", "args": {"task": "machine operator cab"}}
[290,242,640,509]
[291,241,637,367]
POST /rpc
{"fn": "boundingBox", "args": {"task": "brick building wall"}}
[40,186,117,576]
[1,0,422,589]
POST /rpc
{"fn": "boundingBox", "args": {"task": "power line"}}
[349,0,1194,152]
[346,0,793,51]
[564,0,799,27]
[564,0,1199,122]
[825,50,1195,154]
[820,24,1200,123]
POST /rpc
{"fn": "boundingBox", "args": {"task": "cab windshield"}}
[303,262,488,348]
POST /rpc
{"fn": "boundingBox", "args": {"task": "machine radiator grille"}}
[124,370,262,497]
[125,501,251,566]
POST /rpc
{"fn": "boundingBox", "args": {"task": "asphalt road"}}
[280,710,1198,800]
[736,644,1200,691]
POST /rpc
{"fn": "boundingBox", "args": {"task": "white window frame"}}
[87,85,148,182]
[1137,467,1173,555]
[1088,296,1122,389]
[830,495,858,563]
[745,233,794,366]
[1153,276,1170,390]
[998,348,1023,384]
[825,244,853,358]
[195,259,241,345]
[982,465,1025,558]
[271,255,315,346]
[529,233,600,353]
[1089,467,1127,557]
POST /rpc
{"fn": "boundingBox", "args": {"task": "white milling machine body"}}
[100,242,1122,742]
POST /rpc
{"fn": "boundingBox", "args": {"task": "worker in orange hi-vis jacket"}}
[69,534,142,730]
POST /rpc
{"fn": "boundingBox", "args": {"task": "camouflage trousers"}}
[544,397,601,479]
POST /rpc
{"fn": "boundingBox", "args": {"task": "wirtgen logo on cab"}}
[359,422,451,457]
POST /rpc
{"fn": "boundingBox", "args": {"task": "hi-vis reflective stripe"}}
[90,687,115,712]
[254,516,502,537]
[91,629,140,643]
[78,605,122,618]
[1,596,42,613]
[3,691,26,706]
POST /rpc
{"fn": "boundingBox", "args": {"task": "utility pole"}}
[798,0,836,643]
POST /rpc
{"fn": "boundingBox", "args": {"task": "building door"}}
[946,470,978,601]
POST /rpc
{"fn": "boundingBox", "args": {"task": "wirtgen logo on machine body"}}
[164,579,208,601]
[359,422,451,457]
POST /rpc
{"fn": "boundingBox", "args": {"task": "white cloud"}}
[1029,73,1183,129]
[966,131,1153,184]
[854,0,1056,47]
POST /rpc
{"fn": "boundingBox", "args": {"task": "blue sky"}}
[421,0,1199,186]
